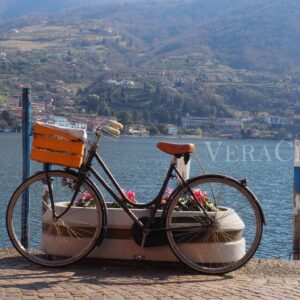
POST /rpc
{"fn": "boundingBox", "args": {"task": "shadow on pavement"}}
[0,255,234,291]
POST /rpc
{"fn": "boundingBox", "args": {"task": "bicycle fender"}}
[204,174,266,226]
[242,184,266,225]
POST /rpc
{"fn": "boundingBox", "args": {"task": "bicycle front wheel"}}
[165,174,263,274]
[6,170,105,267]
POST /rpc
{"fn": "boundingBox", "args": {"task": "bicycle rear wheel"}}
[6,170,105,267]
[165,174,263,274]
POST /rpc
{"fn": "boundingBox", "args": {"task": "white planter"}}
[42,203,245,263]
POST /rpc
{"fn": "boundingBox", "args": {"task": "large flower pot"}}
[42,203,245,263]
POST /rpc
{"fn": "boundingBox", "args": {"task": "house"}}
[126,124,149,137]
[181,114,212,129]
[166,124,178,136]
[233,111,252,119]
[266,116,293,126]
[45,98,54,110]
[0,52,6,60]
[47,115,70,127]
[214,118,244,133]
[61,99,75,106]
[120,80,135,87]
[257,112,270,118]
[104,79,118,85]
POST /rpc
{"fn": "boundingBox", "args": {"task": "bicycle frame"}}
[45,131,213,235]
[90,151,176,228]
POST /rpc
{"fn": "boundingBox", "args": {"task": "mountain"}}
[0,0,130,19]
[1,0,300,120]
[2,0,300,73]
[80,0,300,74]
[176,0,300,73]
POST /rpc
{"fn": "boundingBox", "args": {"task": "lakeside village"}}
[0,90,297,140]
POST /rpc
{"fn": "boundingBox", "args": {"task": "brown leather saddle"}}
[156,142,195,155]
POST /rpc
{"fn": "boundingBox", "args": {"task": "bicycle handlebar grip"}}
[106,120,124,130]
[102,126,120,136]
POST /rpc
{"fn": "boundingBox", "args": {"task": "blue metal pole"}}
[21,87,32,248]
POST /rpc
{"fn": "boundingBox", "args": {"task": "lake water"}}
[0,133,295,259]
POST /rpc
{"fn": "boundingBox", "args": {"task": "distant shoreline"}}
[0,131,293,142]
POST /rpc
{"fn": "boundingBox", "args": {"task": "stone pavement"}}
[1,249,300,299]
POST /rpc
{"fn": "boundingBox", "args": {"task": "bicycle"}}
[6,120,265,274]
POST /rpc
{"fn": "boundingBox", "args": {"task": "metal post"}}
[21,87,32,248]
[293,140,300,259]
[176,154,191,182]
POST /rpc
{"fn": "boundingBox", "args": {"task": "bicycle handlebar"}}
[106,120,123,130]
[101,126,121,137]
[95,120,124,138]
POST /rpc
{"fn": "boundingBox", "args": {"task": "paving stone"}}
[2,249,300,299]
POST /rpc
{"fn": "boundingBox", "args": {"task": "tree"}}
[149,126,159,136]
[86,94,100,113]
[0,119,8,129]
[143,81,153,94]
[118,111,133,125]
[157,124,168,135]
[153,85,160,102]
[133,111,139,122]
[143,111,151,123]
[194,128,202,136]
[1,110,12,125]
[121,86,125,98]
[276,127,288,139]
[240,128,252,139]
[98,101,110,116]
[127,38,133,47]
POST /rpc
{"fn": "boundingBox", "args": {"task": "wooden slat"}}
[31,147,83,168]
[33,122,82,142]
[32,135,84,156]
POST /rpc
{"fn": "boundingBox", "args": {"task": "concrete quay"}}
[0,248,300,299]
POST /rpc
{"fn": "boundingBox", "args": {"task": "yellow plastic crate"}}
[30,122,86,168]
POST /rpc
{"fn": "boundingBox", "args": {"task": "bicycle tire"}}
[165,174,264,275]
[6,170,105,267]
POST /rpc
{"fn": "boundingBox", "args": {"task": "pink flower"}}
[160,199,167,206]
[126,191,137,204]
[82,192,93,200]
[167,188,173,197]
[120,189,137,204]
[193,189,207,205]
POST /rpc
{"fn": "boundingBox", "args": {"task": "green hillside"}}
[1,0,300,122]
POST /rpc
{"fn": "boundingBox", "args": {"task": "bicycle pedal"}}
[133,255,145,261]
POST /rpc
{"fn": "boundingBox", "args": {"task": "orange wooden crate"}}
[30,122,85,168]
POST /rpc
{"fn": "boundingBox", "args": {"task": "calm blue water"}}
[0,133,294,259]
